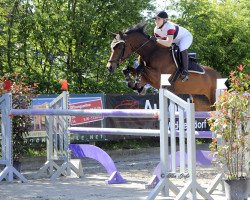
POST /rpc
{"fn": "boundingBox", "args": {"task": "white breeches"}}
[174,33,193,52]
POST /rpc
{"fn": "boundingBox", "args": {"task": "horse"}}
[106,23,221,110]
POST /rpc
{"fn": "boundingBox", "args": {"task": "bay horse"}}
[106,23,221,110]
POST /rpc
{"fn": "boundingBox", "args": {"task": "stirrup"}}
[181,74,189,82]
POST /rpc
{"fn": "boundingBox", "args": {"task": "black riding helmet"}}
[153,11,168,19]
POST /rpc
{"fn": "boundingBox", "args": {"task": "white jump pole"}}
[147,74,213,200]
[69,127,160,137]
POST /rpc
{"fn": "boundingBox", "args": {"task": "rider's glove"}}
[150,36,158,42]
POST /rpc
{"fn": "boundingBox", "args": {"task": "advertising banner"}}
[105,93,159,129]
[27,93,105,145]
[69,96,103,125]
[24,93,210,145]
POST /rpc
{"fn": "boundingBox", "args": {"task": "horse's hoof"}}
[125,76,130,81]
[137,87,146,95]
[127,82,135,88]
[122,67,130,75]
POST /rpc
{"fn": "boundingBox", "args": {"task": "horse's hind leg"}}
[201,89,216,111]
[210,92,216,105]
[208,90,216,110]
[193,95,211,111]
[206,87,216,105]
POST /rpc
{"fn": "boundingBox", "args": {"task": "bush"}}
[0,73,37,161]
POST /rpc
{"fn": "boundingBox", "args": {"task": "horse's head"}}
[106,32,131,73]
[106,23,149,73]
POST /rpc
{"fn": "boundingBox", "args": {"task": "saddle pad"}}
[188,60,205,74]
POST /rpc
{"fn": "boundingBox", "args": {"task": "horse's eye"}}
[113,45,121,50]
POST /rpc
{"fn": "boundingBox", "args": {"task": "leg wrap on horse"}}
[136,64,144,75]
[123,66,131,76]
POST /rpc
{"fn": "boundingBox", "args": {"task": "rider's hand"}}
[150,36,158,42]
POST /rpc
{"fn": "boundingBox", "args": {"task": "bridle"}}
[107,40,126,65]
[108,35,151,66]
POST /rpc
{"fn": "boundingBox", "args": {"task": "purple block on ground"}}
[69,144,126,184]
[105,171,126,184]
[153,150,214,177]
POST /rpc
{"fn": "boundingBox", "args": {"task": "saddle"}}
[171,44,205,75]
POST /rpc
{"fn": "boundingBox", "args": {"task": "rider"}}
[153,10,193,82]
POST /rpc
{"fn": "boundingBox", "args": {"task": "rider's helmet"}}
[153,11,168,19]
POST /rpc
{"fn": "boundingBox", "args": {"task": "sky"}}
[143,0,168,19]
[153,0,178,18]
[143,0,177,20]
[155,0,168,9]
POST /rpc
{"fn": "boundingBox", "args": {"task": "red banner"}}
[69,99,103,125]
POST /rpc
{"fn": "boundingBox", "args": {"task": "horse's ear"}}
[118,31,124,39]
[106,29,117,38]
[141,22,147,29]
[141,22,147,32]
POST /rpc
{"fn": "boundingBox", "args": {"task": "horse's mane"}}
[125,23,149,38]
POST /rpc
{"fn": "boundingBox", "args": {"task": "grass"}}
[23,137,211,157]
[96,137,160,151]
[24,148,47,157]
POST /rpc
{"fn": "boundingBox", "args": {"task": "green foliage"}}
[96,137,159,150]
[0,0,153,94]
[25,148,46,157]
[0,0,249,94]
[169,0,250,76]
[208,66,249,180]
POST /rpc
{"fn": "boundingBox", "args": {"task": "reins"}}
[130,39,151,54]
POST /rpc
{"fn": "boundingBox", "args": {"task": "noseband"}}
[108,40,126,65]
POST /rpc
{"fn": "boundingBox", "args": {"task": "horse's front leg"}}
[122,66,136,89]
[135,66,144,86]
[134,75,148,95]
[122,65,146,94]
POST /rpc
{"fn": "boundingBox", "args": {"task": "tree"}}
[0,0,154,94]
[169,0,250,76]
[1,0,248,93]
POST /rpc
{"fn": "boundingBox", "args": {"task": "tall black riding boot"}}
[180,50,189,82]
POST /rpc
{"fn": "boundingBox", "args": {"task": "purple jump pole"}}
[69,144,126,184]
[194,112,211,118]
[10,109,211,119]
[10,108,159,118]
